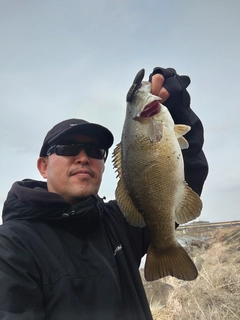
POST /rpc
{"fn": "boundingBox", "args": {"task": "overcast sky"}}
[1,0,239,223]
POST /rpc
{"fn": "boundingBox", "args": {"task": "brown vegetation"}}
[142,225,240,320]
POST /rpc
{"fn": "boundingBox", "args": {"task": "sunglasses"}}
[46,142,107,160]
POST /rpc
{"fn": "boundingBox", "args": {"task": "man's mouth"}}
[70,168,93,177]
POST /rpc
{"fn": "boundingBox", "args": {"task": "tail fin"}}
[144,243,198,281]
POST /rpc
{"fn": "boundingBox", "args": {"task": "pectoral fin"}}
[174,124,191,137]
[174,124,191,150]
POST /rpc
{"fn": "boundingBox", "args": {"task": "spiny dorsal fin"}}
[112,143,123,179]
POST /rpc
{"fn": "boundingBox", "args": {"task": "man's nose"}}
[74,148,89,163]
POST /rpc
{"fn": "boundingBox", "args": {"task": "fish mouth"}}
[140,100,161,118]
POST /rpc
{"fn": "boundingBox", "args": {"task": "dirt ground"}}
[141,225,240,320]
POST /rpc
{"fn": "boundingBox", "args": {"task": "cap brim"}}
[40,123,114,157]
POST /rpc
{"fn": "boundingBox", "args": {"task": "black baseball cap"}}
[39,118,114,157]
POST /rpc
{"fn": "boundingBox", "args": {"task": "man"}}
[0,68,208,319]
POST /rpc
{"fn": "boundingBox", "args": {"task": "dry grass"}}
[146,226,240,320]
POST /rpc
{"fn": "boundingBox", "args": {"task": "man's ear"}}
[37,157,48,179]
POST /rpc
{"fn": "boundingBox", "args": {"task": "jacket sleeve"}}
[164,81,208,197]
[149,67,209,196]
[0,227,45,319]
[177,108,208,196]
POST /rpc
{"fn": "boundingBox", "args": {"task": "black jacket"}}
[1,181,152,319]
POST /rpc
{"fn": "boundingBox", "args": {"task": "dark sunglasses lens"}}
[55,144,105,159]
[86,144,105,159]
[56,145,80,156]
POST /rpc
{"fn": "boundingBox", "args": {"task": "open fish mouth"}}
[140,100,161,118]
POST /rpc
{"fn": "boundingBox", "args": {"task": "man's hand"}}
[149,67,191,105]
[151,74,170,103]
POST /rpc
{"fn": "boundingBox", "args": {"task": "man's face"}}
[37,134,105,204]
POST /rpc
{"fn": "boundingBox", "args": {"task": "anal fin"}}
[175,183,203,225]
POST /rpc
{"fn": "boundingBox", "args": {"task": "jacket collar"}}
[2,179,103,237]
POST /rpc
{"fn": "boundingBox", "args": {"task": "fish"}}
[113,69,202,281]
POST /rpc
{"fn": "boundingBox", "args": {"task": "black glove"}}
[149,67,191,121]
